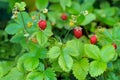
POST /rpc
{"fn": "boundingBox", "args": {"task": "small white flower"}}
[43,8,48,13]
[11,14,17,19]
[83,10,88,15]
[24,33,30,37]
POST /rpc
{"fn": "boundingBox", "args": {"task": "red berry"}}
[38,20,47,30]
[112,43,117,49]
[90,35,97,44]
[73,27,83,39]
[61,13,67,20]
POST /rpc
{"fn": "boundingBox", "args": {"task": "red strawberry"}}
[90,35,97,44]
[112,43,117,49]
[38,20,47,30]
[61,13,67,20]
[73,27,83,39]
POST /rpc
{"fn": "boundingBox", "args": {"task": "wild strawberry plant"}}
[0,0,120,80]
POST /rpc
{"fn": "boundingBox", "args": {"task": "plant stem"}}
[84,27,89,38]
[20,12,28,33]
[64,30,70,40]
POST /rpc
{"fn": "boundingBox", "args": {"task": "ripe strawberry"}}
[112,43,117,49]
[73,27,83,39]
[90,35,97,44]
[61,13,67,20]
[38,20,47,30]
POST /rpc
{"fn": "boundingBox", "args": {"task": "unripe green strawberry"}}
[90,35,97,44]
[73,27,82,39]
[38,20,47,30]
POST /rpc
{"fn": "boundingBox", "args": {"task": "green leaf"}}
[112,26,120,40]
[10,33,24,43]
[80,0,95,11]
[47,46,60,59]
[0,61,13,78]
[49,0,59,3]
[23,57,39,71]
[36,22,53,47]
[100,1,110,9]
[58,53,73,72]
[44,68,57,80]
[51,61,63,72]
[100,45,115,62]
[72,58,89,80]
[19,2,26,11]
[5,23,22,35]
[60,0,72,10]
[15,12,30,25]
[36,0,48,10]
[96,28,113,45]
[37,62,45,71]
[36,31,48,47]
[43,22,53,37]
[81,13,96,26]
[103,17,116,26]
[84,44,100,59]
[36,48,47,59]
[26,71,43,80]
[17,53,36,71]
[89,61,107,77]
[66,2,81,14]
[49,4,62,12]
[76,15,85,25]
[26,68,57,80]
[64,39,84,57]
[1,67,25,80]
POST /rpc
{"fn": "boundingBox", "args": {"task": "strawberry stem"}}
[64,30,70,41]
[20,12,28,33]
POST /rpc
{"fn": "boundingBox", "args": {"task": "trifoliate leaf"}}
[89,61,107,77]
[47,46,60,59]
[84,44,100,59]
[36,0,48,10]
[112,26,120,40]
[5,23,22,35]
[0,61,13,78]
[36,22,53,47]
[26,71,43,80]
[23,57,39,71]
[10,33,24,43]
[96,28,113,45]
[37,62,45,71]
[60,0,72,10]
[58,53,73,72]
[64,39,84,57]
[81,13,96,25]
[1,67,25,80]
[44,68,57,80]
[100,45,115,62]
[43,22,53,37]
[17,53,36,71]
[36,31,48,47]
[72,58,89,80]
[26,68,56,80]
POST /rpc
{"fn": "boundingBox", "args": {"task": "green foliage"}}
[60,0,72,10]
[36,0,48,10]
[72,58,89,80]
[1,0,120,80]
[89,61,107,77]
[5,23,22,35]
